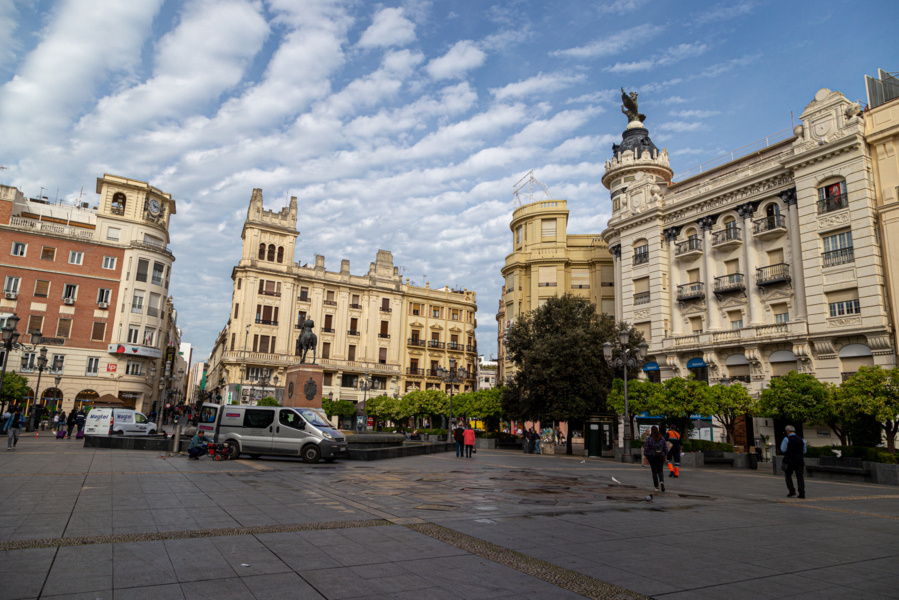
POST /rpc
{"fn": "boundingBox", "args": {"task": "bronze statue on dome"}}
[621,88,646,124]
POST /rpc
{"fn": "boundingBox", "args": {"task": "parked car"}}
[84,408,157,435]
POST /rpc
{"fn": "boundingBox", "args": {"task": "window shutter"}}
[324,314,333,328]
[35,280,50,297]
[273,307,279,323]
[541,219,556,239]
[826,288,859,303]
[380,321,389,335]
[348,345,356,361]
[635,322,651,342]
[259,280,265,293]
[571,269,590,288]
[634,277,650,294]
[28,316,43,334]
[379,348,387,362]
[322,343,330,359]
[724,259,739,275]
[136,259,149,282]
[91,322,106,341]
[538,266,556,285]
[56,318,72,338]
[253,334,259,352]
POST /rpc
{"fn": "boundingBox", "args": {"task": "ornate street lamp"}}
[437,358,468,428]
[358,373,372,431]
[0,315,40,413]
[603,330,649,463]
[25,347,57,432]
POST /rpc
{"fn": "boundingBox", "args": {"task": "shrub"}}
[682,440,734,453]
[805,445,896,463]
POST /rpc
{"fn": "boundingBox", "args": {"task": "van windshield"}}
[296,408,330,428]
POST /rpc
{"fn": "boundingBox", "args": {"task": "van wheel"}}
[224,440,240,460]
[302,445,321,464]
[115,430,124,435]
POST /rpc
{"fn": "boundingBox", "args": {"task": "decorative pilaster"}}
[781,188,807,320]
[698,217,720,330]
[738,202,763,325]
[663,228,682,336]
[610,244,623,320]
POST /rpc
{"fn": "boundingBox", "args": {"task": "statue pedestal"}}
[284,364,324,408]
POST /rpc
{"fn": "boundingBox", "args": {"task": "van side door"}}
[272,409,308,455]
[241,409,275,453]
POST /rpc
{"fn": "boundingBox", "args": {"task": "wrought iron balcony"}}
[321,327,335,333]
[757,263,791,287]
[633,251,649,266]
[822,247,854,267]
[348,330,360,336]
[378,333,390,339]
[675,239,702,260]
[407,338,426,347]
[428,340,445,349]
[676,282,705,301]
[447,342,464,351]
[349,303,362,309]
[752,214,787,239]
[298,294,310,302]
[818,193,849,214]
[711,227,742,249]
[255,319,278,326]
[633,292,651,306]
[259,290,281,297]
[714,273,746,294]
[323,300,337,306]
[406,367,425,376]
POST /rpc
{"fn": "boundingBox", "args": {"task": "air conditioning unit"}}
[4,292,16,300]
[64,298,74,305]
[98,302,108,309]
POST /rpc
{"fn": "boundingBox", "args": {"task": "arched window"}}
[111,192,126,214]
[258,243,266,260]
[765,203,780,217]
[267,244,276,261]
[76,389,99,411]
[633,238,649,265]
[684,227,698,241]
[723,216,737,230]
[277,246,284,263]
[818,179,848,213]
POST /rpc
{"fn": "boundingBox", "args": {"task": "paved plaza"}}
[0,438,896,600]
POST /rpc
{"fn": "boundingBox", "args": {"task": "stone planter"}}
[475,438,496,449]
[541,442,555,455]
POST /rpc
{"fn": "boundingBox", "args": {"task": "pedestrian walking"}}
[666,429,682,478]
[780,425,807,498]
[643,426,666,492]
[6,409,23,450]
[453,421,465,458]
[534,428,542,454]
[463,422,476,458]
[66,410,77,439]
[76,409,86,433]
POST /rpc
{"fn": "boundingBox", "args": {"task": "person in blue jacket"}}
[780,425,807,498]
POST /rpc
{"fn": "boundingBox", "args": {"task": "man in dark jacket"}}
[453,422,465,458]
[780,425,807,498]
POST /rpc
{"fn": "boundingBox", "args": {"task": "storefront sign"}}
[106,364,117,372]
[108,344,162,358]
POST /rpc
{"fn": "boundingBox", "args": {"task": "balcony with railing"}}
[380,306,392,312]
[675,238,702,259]
[407,338,426,347]
[349,303,362,309]
[259,290,281,297]
[752,214,787,239]
[633,251,649,266]
[447,342,464,351]
[676,282,705,301]
[255,319,278,326]
[633,292,651,306]
[298,294,310,302]
[378,333,390,339]
[348,330,360,336]
[711,227,742,250]
[323,300,337,306]
[756,263,791,287]
[428,340,444,349]
[818,193,849,214]
[131,305,143,314]
[147,307,159,318]
[9,216,96,241]
[466,344,477,352]
[713,273,745,295]
[823,247,854,267]
[406,367,425,376]
[427,369,441,377]
[321,327,335,333]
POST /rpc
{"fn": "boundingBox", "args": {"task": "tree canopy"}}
[708,383,753,444]
[839,365,899,453]
[323,399,356,419]
[0,371,29,407]
[256,396,279,407]
[655,376,714,439]
[607,378,661,439]
[757,371,829,425]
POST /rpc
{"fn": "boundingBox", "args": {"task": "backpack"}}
[650,438,666,457]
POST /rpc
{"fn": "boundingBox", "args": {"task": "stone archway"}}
[75,389,99,411]
[41,387,63,411]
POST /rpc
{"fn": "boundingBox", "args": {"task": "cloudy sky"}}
[1,0,896,362]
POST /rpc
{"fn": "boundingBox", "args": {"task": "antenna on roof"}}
[513,170,551,208]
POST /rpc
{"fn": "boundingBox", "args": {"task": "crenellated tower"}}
[240,188,298,270]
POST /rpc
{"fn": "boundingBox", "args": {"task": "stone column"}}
[610,245,623,321]
[738,203,763,325]
[664,228,682,335]
[782,189,807,320]
[699,217,721,330]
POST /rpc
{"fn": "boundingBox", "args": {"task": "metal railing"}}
[321,327,335,333]
[753,214,786,234]
[634,292,651,305]
[131,306,143,314]
[447,342,463,350]
[676,282,705,300]
[406,368,425,376]
[259,290,281,297]
[823,247,854,267]
[714,273,745,292]
[817,193,849,214]
[323,300,337,306]
[255,319,278,325]
[349,303,362,309]
[671,127,794,181]
[147,307,159,317]
[428,340,444,349]
[538,282,557,287]
[298,294,310,302]
[378,333,390,339]
[712,227,742,245]
[380,307,392,312]
[634,250,649,265]
[757,263,791,285]
[675,239,702,255]
[348,330,360,336]
[407,338,426,347]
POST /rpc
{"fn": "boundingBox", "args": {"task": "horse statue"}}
[295,319,317,364]
[621,88,646,124]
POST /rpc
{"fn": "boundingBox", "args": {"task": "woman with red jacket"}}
[463,423,476,458]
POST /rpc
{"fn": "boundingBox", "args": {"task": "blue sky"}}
[1,0,896,362]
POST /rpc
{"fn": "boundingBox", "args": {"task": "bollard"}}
[173,425,181,454]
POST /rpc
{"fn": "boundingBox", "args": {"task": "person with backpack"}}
[6,409,23,450]
[666,429,682,478]
[780,425,807,498]
[643,426,667,492]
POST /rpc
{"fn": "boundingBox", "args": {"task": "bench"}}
[703,450,735,466]
[807,456,872,480]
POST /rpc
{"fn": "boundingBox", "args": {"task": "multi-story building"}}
[499,195,616,379]
[602,86,896,446]
[205,189,478,406]
[496,287,506,385]
[477,355,497,390]
[187,360,208,403]
[0,174,179,413]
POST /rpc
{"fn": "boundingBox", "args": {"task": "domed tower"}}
[602,89,673,220]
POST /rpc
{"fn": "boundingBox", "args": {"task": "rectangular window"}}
[823,230,853,252]
[827,288,860,317]
[258,335,270,353]
[541,219,557,240]
[63,284,77,300]
[11,242,26,257]
[143,328,156,347]
[348,345,356,361]
[571,269,590,289]
[237,278,242,290]
[135,259,149,282]
[326,290,335,302]
[91,322,106,341]
[538,266,557,287]
[322,342,331,359]
[381,297,391,311]
[230,333,235,351]
[633,244,649,265]
[131,291,144,312]
[634,322,651,343]
[324,314,333,329]
[127,326,140,344]
[97,288,111,304]
[767,248,784,265]
[50,355,65,374]
[323,373,333,386]
[102,256,116,270]
[126,361,143,376]
[86,357,99,375]
[234,303,239,318]
[690,316,703,333]
[56,318,72,338]
[148,293,161,317]
[724,259,739,275]
[379,347,387,364]
[242,409,274,429]
[3,276,19,294]
[432,307,440,318]
[69,251,83,265]
[253,334,259,352]
[380,320,389,336]
[516,226,522,244]
[27,315,43,335]
[21,352,36,370]
[299,286,309,301]
[106,227,120,241]
[151,262,165,286]
[41,247,56,261]
[772,303,789,323]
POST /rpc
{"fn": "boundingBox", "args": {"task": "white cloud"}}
[697,53,760,78]
[490,72,585,100]
[565,89,619,105]
[357,6,416,48]
[669,109,719,118]
[426,40,486,80]
[595,0,651,15]
[0,0,21,68]
[551,24,664,59]
[604,42,708,73]
[694,1,757,25]
[661,95,689,104]
[657,120,705,132]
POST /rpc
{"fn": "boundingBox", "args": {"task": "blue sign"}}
[687,358,707,368]
[643,362,660,372]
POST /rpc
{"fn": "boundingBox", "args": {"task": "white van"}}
[85,408,158,436]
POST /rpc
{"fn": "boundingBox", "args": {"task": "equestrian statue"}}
[296,319,318,364]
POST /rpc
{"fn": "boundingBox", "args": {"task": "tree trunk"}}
[566,430,573,455]
[886,420,897,454]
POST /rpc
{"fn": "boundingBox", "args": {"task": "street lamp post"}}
[26,348,50,432]
[0,315,40,414]
[603,331,649,463]
[359,373,372,431]
[436,358,469,428]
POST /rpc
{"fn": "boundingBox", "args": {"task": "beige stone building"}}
[205,189,477,407]
[499,194,615,379]
[602,86,896,446]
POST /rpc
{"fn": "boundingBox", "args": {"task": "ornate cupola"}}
[602,89,673,218]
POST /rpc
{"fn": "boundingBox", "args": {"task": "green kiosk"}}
[585,413,617,458]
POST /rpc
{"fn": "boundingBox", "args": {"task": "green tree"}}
[365,394,393,424]
[839,365,899,453]
[708,383,754,444]
[607,379,662,440]
[324,399,356,421]
[0,371,29,408]
[404,389,448,428]
[502,293,643,455]
[757,370,829,425]
[468,388,503,422]
[655,377,714,440]
[256,396,279,407]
